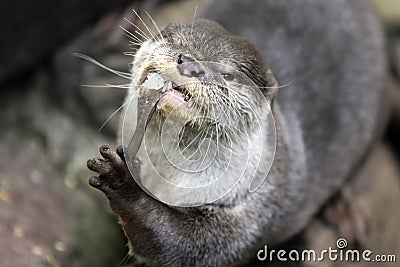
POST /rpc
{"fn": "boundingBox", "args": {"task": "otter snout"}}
[176,54,205,78]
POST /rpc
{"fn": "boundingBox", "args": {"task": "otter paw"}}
[87,145,137,195]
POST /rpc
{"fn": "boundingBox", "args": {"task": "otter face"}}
[130,19,277,143]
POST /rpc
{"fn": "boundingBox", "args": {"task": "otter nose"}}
[176,54,205,78]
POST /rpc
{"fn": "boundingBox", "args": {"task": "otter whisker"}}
[257,78,296,89]
[222,125,234,147]
[134,29,152,43]
[98,101,129,132]
[127,41,143,47]
[123,51,139,57]
[190,5,198,41]
[119,25,145,45]
[121,29,144,45]
[118,252,132,267]
[81,83,131,89]
[212,88,232,123]
[127,39,144,47]
[229,78,295,90]
[73,53,131,79]
[131,9,158,42]
[145,11,166,45]
[211,93,244,142]
[213,85,235,115]
[124,18,151,42]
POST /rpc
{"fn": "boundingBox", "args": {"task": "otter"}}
[87,0,387,266]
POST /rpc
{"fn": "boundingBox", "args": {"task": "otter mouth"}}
[172,82,192,102]
[139,72,195,114]
[127,72,200,158]
[158,82,192,109]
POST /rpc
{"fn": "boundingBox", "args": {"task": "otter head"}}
[125,19,278,206]
[131,19,277,143]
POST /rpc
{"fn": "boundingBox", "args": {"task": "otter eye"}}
[222,73,235,81]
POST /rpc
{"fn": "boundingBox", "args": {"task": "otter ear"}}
[262,70,278,100]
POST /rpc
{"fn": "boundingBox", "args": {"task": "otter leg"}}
[86,145,254,266]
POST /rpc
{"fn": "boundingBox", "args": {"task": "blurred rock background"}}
[0,0,399,266]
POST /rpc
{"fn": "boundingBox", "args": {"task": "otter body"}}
[87,0,387,266]
[206,0,387,242]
